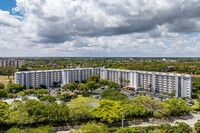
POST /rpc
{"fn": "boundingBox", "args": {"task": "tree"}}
[46,102,69,122]
[4,100,34,125]
[133,96,170,117]
[39,95,56,102]
[109,81,120,89]
[175,122,192,133]
[53,81,58,88]
[99,79,109,86]
[71,122,109,133]
[69,101,92,121]
[25,100,48,123]
[195,120,200,133]
[164,98,190,116]
[87,75,100,83]
[123,100,147,117]
[148,83,152,92]
[92,99,124,123]
[64,82,78,92]
[100,88,127,101]
[170,90,176,98]
[7,128,25,133]
[86,81,98,93]
[0,89,8,98]
[6,83,23,93]
[124,80,130,86]
[36,89,48,96]
[2,65,17,79]
[59,93,71,102]
[0,83,5,89]
[78,84,89,94]
[19,66,28,71]
[0,100,8,123]
[119,77,123,88]
[197,97,200,109]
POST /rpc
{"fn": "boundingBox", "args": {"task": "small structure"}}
[126,86,135,91]
[62,91,74,96]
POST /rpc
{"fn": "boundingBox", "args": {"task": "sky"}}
[0,0,200,57]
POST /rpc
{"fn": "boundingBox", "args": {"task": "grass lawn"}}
[71,95,100,103]
[0,75,15,88]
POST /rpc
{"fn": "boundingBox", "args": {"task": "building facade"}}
[100,68,192,98]
[15,67,192,98]
[15,68,99,89]
[0,60,25,68]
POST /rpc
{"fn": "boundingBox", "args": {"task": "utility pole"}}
[122,110,124,128]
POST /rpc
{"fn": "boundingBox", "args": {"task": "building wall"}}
[15,68,100,89]
[100,68,192,98]
[0,60,25,68]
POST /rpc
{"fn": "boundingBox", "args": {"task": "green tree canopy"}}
[86,81,98,93]
[164,98,190,116]
[64,82,78,92]
[70,122,109,133]
[92,99,124,123]
[69,101,92,122]
[100,88,127,101]
[0,89,8,98]
[0,83,5,89]
[6,83,23,93]
[109,81,120,89]
[87,75,100,83]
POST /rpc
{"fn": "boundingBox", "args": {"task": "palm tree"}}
[124,80,130,86]
[119,77,123,88]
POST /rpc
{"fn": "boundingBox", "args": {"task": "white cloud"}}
[0,0,200,57]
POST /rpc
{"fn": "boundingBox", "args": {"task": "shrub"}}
[24,89,36,95]
[0,89,8,98]
[6,127,24,133]
[39,95,56,102]
[16,91,25,97]
[59,93,71,102]
[7,93,15,98]
[36,89,48,95]
[72,92,78,99]
[57,91,61,95]
[195,120,200,132]
[0,83,5,89]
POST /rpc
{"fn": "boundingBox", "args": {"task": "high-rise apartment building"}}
[15,68,99,89]
[15,67,192,98]
[0,60,25,68]
[100,68,192,98]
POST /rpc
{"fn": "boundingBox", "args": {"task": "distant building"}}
[0,60,25,68]
[167,66,175,72]
[66,64,74,68]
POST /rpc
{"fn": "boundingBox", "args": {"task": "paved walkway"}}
[129,113,200,128]
[56,113,200,133]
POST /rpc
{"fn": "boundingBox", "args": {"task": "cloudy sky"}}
[0,0,200,57]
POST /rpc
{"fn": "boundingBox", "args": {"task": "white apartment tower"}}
[100,68,192,98]
[15,68,99,89]
[15,67,192,98]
